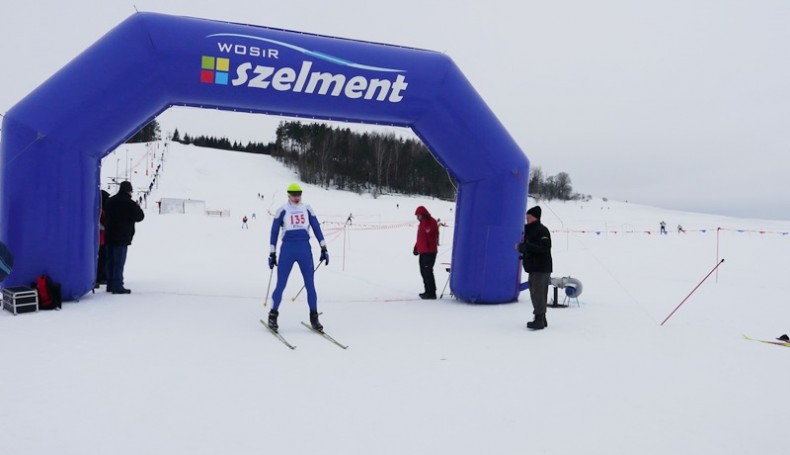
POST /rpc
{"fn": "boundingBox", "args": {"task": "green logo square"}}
[201,56,215,70]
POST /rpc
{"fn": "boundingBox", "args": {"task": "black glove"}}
[320,246,329,265]
[413,246,419,256]
[268,252,277,269]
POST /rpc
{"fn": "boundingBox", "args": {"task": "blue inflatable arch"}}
[0,12,529,303]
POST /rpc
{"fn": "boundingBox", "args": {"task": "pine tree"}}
[127,119,161,143]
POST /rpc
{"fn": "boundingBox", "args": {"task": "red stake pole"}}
[660,259,725,326]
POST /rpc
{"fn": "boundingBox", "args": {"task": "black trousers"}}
[419,253,437,295]
[96,244,107,283]
[106,244,128,292]
[528,272,551,316]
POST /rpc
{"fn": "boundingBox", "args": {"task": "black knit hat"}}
[527,206,541,219]
[119,181,133,194]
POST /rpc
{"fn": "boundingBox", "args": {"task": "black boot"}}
[527,314,547,330]
[309,311,323,332]
[268,310,279,332]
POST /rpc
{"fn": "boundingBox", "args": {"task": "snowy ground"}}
[2,140,789,454]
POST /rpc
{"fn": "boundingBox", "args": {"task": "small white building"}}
[159,198,206,215]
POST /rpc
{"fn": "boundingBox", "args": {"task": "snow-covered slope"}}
[1,141,788,455]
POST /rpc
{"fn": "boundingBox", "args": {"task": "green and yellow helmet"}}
[287,183,302,195]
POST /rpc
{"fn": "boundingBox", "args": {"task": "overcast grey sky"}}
[2,0,789,219]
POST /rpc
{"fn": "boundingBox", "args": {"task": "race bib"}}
[284,206,309,231]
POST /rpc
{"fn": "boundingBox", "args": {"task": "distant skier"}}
[252,213,256,220]
[436,218,448,246]
[659,221,667,235]
[677,224,685,234]
[346,213,353,226]
[242,215,249,229]
[267,183,329,331]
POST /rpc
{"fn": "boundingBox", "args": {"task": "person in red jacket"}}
[413,206,439,299]
[96,190,110,287]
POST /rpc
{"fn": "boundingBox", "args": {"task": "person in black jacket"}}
[516,206,552,330]
[104,181,145,294]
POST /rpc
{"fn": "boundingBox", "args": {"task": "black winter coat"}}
[105,192,145,245]
[518,221,552,273]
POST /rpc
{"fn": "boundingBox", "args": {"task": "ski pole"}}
[263,267,274,307]
[440,276,450,299]
[440,266,451,298]
[290,260,324,302]
[660,259,725,326]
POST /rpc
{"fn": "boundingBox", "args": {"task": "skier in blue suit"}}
[267,183,329,332]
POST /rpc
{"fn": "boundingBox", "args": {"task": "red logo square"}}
[200,70,214,84]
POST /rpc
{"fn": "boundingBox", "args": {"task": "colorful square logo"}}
[200,56,230,85]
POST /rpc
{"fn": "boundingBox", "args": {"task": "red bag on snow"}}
[34,275,62,310]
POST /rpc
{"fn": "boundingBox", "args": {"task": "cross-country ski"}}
[260,319,296,350]
[301,321,349,349]
[743,334,790,348]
